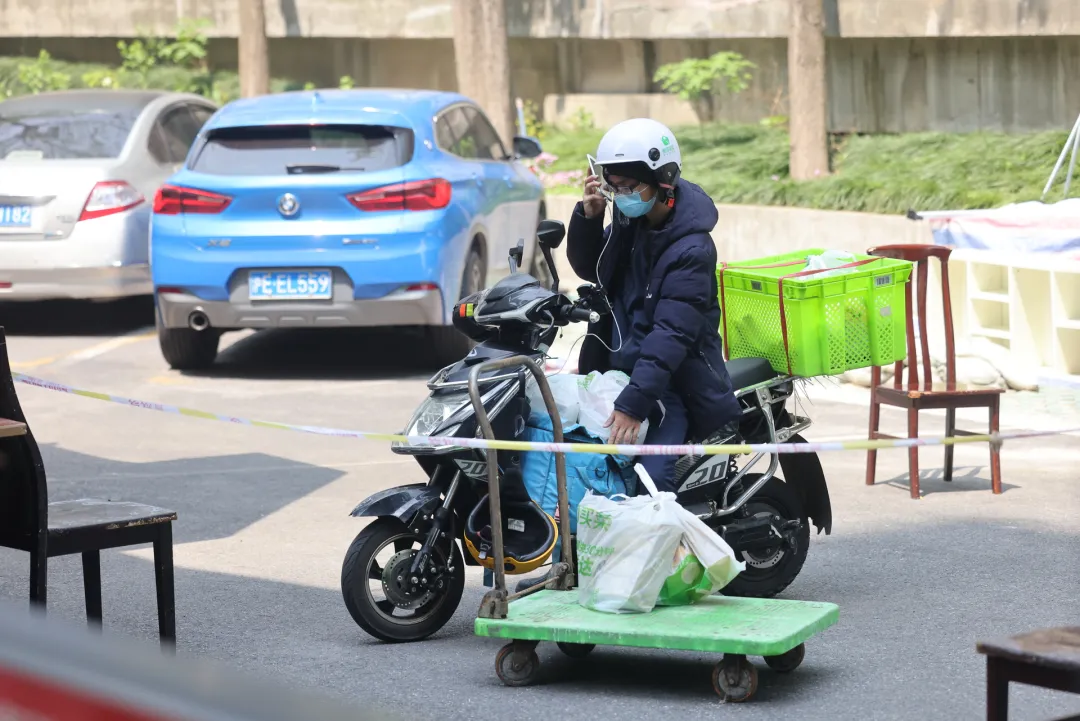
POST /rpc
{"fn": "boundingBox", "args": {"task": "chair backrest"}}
[0,328,48,544]
[866,244,956,390]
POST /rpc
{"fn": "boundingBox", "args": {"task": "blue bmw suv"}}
[149,89,547,369]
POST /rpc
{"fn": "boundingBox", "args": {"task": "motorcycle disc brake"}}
[381,549,443,610]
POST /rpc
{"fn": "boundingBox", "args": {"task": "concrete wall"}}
[828,36,1080,133]
[10,0,1080,39]
[836,0,1080,38]
[8,1,1080,134]
[16,31,1078,134]
[546,35,1080,133]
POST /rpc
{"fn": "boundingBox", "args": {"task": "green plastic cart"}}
[466,355,839,702]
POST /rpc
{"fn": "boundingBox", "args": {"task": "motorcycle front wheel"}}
[717,476,810,598]
[341,517,465,643]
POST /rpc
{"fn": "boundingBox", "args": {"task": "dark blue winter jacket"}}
[566,178,742,441]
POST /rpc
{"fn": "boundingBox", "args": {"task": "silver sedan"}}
[0,89,218,301]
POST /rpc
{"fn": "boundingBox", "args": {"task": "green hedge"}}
[537,122,1071,214]
[0,53,306,105]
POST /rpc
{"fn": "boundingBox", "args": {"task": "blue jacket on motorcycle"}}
[566,177,742,442]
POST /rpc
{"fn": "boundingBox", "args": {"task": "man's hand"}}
[582,174,607,219]
[604,410,642,446]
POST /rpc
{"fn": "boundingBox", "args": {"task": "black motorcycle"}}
[340,219,832,642]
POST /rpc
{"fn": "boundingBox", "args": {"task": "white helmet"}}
[592,118,682,199]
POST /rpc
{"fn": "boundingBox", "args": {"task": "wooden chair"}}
[864,245,1004,499]
[0,327,178,645]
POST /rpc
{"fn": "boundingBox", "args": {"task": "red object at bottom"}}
[0,666,177,721]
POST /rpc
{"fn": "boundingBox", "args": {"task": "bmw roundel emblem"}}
[277,193,300,217]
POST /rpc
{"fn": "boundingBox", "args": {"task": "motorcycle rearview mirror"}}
[536,219,565,249]
[536,219,565,292]
[508,239,525,273]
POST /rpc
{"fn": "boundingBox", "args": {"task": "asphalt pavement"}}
[0,297,1078,721]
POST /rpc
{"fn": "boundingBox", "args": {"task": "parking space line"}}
[66,327,155,361]
[11,327,154,371]
[11,354,65,370]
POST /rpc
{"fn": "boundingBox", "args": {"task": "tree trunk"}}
[238,0,270,98]
[453,0,515,146]
[788,0,829,180]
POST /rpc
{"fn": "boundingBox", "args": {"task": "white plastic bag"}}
[673,502,745,594]
[577,370,649,444]
[575,484,684,614]
[804,249,858,279]
[524,374,587,426]
[641,465,745,605]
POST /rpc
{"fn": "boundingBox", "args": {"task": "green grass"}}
[538,123,1072,214]
[0,55,308,105]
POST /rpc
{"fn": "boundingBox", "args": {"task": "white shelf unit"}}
[924,250,1080,378]
[1052,260,1080,376]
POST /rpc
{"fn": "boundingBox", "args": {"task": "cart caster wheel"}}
[495,643,540,687]
[557,642,595,659]
[764,643,805,673]
[712,656,758,703]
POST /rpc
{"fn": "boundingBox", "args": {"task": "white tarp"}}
[913,200,1080,257]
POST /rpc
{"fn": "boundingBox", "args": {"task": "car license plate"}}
[0,205,32,227]
[248,270,333,300]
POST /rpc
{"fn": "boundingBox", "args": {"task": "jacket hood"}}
[647,178,718,250]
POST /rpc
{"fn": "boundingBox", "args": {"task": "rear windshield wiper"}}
[286,164,366,174]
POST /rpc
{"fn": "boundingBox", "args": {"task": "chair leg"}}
[986,656,1009,721]
[153,524,176,645]
[29,536,47,608]
[907,408,920,500]
[82,550,102,627]
[989,397,1002,495]
[866,389,881,486]
[944,408,956,483]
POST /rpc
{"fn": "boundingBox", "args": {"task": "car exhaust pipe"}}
[188,310,210,331]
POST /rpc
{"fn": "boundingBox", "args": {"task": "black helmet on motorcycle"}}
[463,467,558,575]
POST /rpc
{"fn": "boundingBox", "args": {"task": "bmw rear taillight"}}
[347,179,451,212]
[153,185,232,215]
[79,181,144,221]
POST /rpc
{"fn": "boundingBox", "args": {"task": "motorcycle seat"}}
[726,357,780,391]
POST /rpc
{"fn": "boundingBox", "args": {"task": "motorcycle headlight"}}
[405,391,471,437]
[401,378,520,440]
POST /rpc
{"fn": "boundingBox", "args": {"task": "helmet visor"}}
[599,160,655,188]
[589,156,657,201]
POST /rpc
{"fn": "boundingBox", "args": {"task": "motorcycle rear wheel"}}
[341,517,465,643]
[717,476,810,598]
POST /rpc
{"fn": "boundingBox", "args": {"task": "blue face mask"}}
[614,191,656,218]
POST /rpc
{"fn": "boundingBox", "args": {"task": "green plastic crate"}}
[716,249,914,378]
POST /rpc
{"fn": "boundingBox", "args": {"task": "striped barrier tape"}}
[11,372,1079,457]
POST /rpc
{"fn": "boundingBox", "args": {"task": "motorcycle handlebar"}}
[566,305,600,324]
